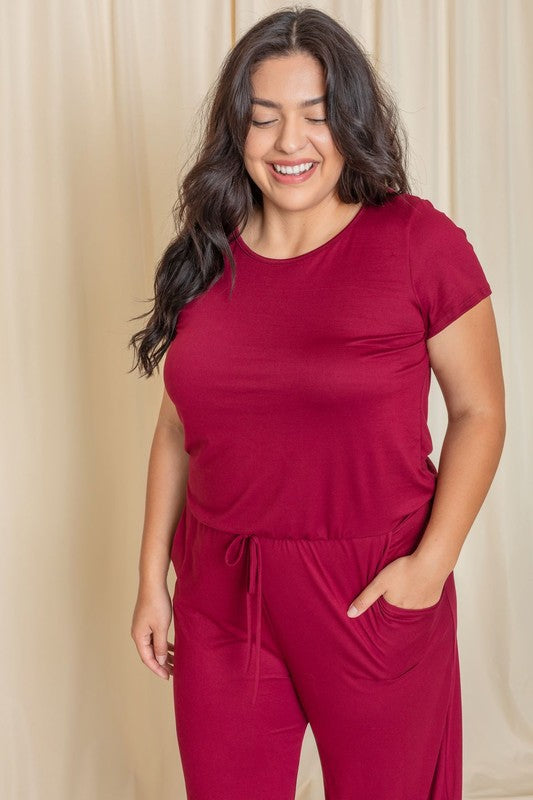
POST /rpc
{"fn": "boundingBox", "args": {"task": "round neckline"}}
[234,203,368,264]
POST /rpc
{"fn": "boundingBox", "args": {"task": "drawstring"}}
[224,533,263,706]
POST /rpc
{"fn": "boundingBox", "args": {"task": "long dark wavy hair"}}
[128,4,412,377]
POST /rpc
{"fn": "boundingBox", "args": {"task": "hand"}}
[131,584,174,679]
[347,552,448,617]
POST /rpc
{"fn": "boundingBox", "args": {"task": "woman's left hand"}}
[347,552,449,617]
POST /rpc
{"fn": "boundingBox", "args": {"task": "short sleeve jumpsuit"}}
[163,192,493,800]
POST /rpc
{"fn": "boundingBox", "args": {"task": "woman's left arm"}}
[413,294,506,577]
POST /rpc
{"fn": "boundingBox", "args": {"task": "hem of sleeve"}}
[426,284,493,339]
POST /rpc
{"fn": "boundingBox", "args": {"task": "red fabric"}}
[163,192,492,539]
[171,497,462,799]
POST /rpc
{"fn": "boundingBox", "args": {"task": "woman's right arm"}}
[130,387,189,680]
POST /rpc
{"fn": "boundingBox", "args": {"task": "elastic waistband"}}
[185,495,435,542]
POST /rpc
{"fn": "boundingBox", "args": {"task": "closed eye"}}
[252,118,327,126]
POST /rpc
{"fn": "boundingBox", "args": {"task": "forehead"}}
[250,53,326,105]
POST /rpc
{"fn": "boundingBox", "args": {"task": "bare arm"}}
[131,387,189,679]
[413,295,506,574]
[138,387,189,590]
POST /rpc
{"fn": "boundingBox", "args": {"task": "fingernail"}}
[156,655,167,665]
[347,605,359,617]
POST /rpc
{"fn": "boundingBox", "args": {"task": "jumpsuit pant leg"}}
[170,497,462,800]
[170,505,309,800]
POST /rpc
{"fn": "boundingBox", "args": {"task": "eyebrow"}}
[251,95,326,109]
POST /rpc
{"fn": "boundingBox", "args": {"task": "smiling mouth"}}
[267,162,319,182]
[269,161,317,174]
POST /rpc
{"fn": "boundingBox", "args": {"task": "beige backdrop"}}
[1,1,531,798]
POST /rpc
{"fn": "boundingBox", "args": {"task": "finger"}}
[133,629,170,679]
[347,581,383,617]
[347,598,362,617]
[153,628,171,668]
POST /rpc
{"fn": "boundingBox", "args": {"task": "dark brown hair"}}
[128,4,411,377]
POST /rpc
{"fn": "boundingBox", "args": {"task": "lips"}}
[267,162,319,184]
[268,160,318,167]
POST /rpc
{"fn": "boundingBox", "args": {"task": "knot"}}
[224,533,263,705]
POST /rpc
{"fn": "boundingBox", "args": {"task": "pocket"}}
[377,581,446,615]
[366,572,452,680]
[363,496,452,678]
[378,496,444,615]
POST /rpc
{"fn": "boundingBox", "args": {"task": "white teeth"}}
[272,162,314,175]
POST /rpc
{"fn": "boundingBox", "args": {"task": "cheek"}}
[313,134,344,166]
[242,147,263,181]
[244,128,269,160]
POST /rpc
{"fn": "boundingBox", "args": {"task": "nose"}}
[274,116,309,154]
[224,533,263,706]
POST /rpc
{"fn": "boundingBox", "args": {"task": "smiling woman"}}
[129,7,505,800]
[127,8,410,377]
[239,51,366,257]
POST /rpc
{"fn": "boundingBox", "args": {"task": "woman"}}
[130,7,505,800]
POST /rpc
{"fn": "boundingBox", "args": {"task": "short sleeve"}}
[408,198,493,339]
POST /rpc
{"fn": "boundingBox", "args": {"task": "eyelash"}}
[252,118,327,127]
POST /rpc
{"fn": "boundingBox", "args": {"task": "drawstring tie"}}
[224,533,263,706]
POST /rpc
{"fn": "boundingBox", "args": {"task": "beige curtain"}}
[1,1,531,798]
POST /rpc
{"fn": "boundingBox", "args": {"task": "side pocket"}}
[371,573,453,679]
[378,495,442,614]
[377,578,447,615]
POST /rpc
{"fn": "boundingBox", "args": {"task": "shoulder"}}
[383,193,476,259]
[384,192,454,229]
[361,193,468,262]
[405,193,466,234]
[366,192,459,240]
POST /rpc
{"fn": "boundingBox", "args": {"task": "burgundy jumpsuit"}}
[163,192,493,799]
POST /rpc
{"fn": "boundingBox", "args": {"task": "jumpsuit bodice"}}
[163,192,492,541]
